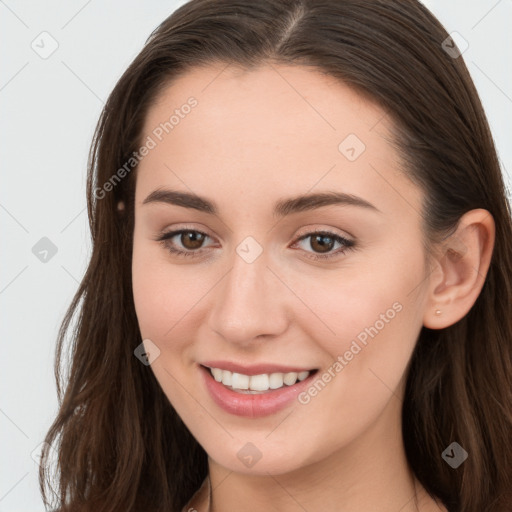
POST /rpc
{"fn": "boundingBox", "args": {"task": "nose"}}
[207,248,290,346]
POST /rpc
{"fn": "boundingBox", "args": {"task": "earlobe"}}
[423,209,495,330]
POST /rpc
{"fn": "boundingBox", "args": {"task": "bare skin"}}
[131,63,494,512]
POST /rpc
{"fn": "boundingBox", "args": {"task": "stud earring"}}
[435,309,442,316]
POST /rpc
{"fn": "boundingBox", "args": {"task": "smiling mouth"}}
[201,365,319,394]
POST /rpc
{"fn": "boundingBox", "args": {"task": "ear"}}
[423,208,495,329]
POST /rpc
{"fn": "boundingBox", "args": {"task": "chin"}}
[202,436,322,477]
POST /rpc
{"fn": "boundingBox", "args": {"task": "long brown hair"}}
[40,1,512,511]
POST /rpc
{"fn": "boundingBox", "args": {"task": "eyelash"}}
[155,227,356,262]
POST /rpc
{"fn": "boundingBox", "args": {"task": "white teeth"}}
[231,372,250,390]
[249,374,270,391]
[269,372,284,389]
[221,370,232,386]
[208,367,311,392]
[211,368,223,382]
[297,371,309,381]
[283,372,298,386]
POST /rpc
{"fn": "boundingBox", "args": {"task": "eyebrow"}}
[142,188,381,216]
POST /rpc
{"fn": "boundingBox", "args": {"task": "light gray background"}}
[1,1,511,510]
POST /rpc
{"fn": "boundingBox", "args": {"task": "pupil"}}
[311,234,333,253]
[182,231,204,249]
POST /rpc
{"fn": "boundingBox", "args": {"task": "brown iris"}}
[309,234,335,254]
[180,231,206,250]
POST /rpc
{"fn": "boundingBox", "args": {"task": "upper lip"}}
[200,360,317,376]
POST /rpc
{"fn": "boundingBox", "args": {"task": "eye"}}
[155,229,214,258]
[291,231,356,261]
[155,227,356,261]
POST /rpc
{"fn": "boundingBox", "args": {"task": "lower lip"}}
[200,365,317,418]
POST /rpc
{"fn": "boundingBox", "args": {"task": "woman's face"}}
[132,63,430,475]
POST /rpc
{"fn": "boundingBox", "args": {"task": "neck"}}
[204,395,444,512]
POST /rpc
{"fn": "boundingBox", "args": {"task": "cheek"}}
[288,242,426,358]
[290,241,426,410]
[131,242,200,406]
[132,242,168,339]
[131,239,223,374]
[132,239,202,340]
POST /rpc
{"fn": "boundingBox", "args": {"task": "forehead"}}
[136,63,422,219]
[143,62,384,151]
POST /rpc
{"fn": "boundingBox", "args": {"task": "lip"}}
[201,360,315,376]
[199,364,318,418]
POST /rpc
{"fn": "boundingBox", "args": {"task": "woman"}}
[40,1,512,511]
